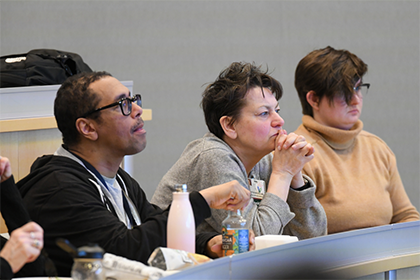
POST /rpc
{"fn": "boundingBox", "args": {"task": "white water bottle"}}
[167,184,195,253]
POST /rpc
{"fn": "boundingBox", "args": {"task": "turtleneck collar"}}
[302,115,363,150]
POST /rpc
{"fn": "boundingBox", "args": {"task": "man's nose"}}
[131,102,143,117]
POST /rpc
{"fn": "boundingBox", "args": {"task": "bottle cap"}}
[174,184,188,193]
[76,243,104,259]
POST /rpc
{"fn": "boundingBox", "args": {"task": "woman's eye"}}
[275,108,281,114]
[335,96,347,106]
[259,111,268,116]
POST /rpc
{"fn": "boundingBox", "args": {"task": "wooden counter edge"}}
[0,109,152,133]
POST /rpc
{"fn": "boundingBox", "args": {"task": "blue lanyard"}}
[67,148,137,227]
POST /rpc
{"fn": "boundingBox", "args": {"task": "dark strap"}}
[116,176,137,227]
[65,147,137,226]
[294,178,312,191]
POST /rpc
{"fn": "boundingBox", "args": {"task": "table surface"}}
[162,221,420,280]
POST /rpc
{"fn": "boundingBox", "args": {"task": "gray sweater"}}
[151,132,327,239]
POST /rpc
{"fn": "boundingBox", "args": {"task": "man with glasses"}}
[293,46,419,234]
[17,71,252,276]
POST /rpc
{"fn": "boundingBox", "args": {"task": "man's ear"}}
[306,91,320,110]
[75,118,98,141]
[220,116,237,140]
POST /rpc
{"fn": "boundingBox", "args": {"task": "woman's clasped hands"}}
[272,130,315,188]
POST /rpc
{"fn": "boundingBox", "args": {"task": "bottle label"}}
[222,227,249,256]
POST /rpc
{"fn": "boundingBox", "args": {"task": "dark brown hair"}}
[201,62,283,139]
[295,46,368,116]
[54,71,112,147]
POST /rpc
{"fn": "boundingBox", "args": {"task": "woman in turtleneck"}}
[293,46,419,234]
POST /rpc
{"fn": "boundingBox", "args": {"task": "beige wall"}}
[0,127,61,233]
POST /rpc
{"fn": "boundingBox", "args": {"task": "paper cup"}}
[255,235,299,250]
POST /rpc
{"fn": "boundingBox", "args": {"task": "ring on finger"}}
[30,232,35,239]
[32,239,40,249]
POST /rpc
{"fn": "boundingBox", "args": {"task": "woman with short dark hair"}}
[152,62,327,240]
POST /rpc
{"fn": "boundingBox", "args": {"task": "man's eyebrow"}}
[114,91,131,101]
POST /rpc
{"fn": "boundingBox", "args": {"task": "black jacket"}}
[17,154,216,276]
[0,176,46,279]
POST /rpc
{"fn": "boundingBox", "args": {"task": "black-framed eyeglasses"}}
[354,83,370,96]
[81,94,142,118]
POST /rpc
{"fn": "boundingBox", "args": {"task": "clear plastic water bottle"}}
[222,210,249,256]
[167,184,195,253]
[71,244,105,280]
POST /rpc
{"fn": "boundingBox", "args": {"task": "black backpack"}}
[0,49,93,88]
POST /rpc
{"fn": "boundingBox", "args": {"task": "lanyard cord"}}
[67,149,137,227]
[116,176,137,227]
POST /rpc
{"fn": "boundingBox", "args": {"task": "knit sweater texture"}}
[295,115,420,234]
[151,132,327,239]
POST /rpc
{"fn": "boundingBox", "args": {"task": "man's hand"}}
[206,230,256,258]
[199,180,251,211]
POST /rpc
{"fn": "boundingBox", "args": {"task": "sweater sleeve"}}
[1,176,46,277]
[283,175,328,238]
[152,144,308,237]
[195,232,219,256]
[246,156,327,239]
[152,146,250,234]
[188,191,217,256]
[387,150,420,223]
[0,176,31,232]
[189,191,212,227]
[0,257,14,280]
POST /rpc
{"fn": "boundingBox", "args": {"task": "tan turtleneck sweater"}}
[295,115,420,234]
